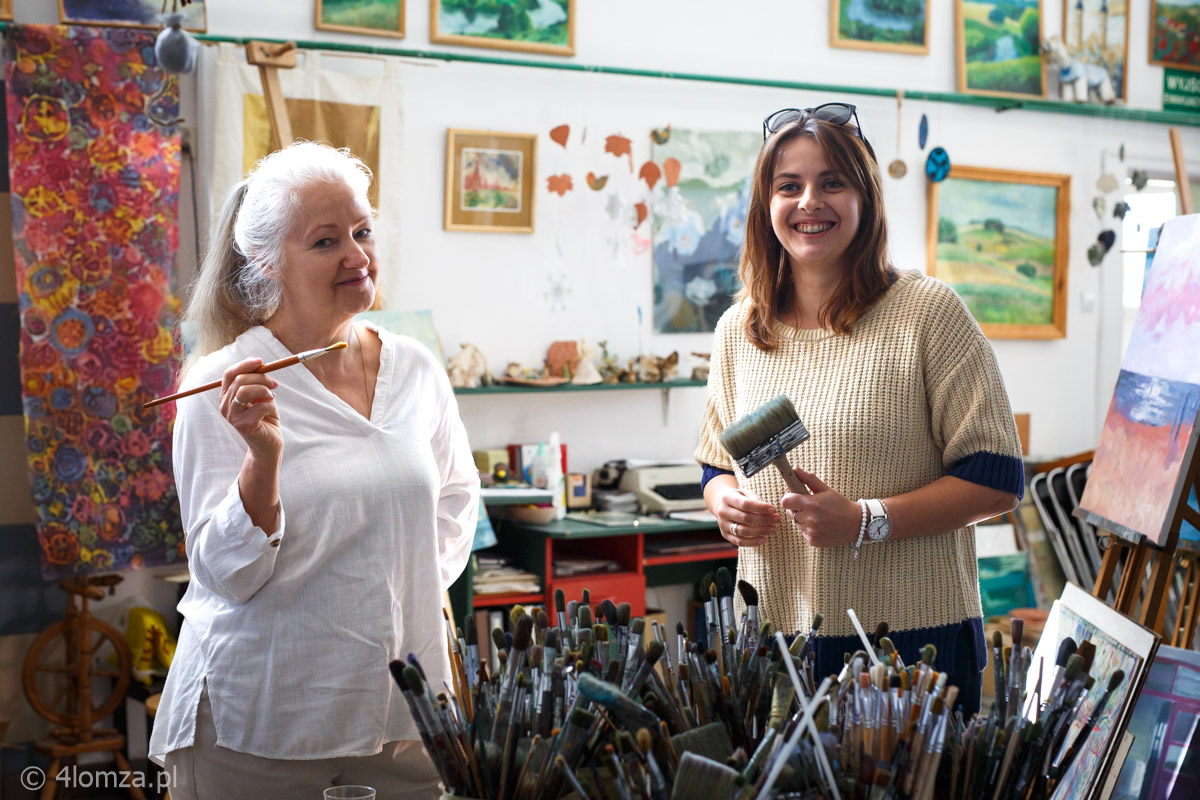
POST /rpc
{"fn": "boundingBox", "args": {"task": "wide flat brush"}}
[718,393,810,493]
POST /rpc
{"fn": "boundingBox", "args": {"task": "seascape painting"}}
[460,148,522,213]
[928,166,1069,337]
[650,130,758,334]
[1064,0,1128,99]
[432,0,574,55]
[316,0,404,37]
[61,0,207,30]
[957,0,1045,97]
[1078,214,1200,547]
[832,0,929,53]
[1151,0,1200,72]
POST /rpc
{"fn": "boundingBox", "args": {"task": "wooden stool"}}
[33,732,145,800]
[144,693,170,800]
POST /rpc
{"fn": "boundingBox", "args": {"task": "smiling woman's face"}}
[769,136,862,275]
[274,179,377,326]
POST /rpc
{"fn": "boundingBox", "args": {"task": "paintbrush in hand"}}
[143,341,348,408]
[718,393,810,493]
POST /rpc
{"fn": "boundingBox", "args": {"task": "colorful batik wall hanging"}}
[5,25,185,579]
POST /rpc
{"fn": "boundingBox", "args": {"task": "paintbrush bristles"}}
[718,394,801,459]
[737,579,758,607]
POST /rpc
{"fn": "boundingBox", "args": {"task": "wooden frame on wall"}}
[954,0,1046,98]
[1063,0,1130,101]
[58,0,208,30]
[1149,0,1200,73]
[829,0,931,55]
[926,164,1070,339]
[0,0,12,22]
[444,129,536,234]
[314,0,406,39]
[430,0,575,56]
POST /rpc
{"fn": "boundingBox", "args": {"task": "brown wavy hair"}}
[737,113,894,350]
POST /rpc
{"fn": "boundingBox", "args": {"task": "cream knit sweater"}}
[695,270,1022,640]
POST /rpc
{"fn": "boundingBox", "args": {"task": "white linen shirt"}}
[149,324,479,762]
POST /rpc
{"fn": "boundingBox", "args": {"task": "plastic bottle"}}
[546,431,566,520]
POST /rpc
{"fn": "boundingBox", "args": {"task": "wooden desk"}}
[453,517,735,619]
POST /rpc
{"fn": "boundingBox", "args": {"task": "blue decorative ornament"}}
[925,147,950,183]
[918,114,929,150]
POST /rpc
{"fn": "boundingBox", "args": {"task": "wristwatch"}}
[864,499,892,543]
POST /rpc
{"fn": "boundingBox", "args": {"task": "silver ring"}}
[730,521,739,537]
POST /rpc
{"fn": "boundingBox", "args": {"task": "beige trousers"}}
[163,689,441,800]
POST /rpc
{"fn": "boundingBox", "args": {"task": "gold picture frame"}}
[58,0,207,30]
[926,165,1070,339]
[0,0,13,22]
[954,0,1046,98]
[1063,0,1129,100]
[430,0,575,56]
[829,0,931,55]
[444,129,536,234]
[1148,0,1200,73]
[314,0,405,39]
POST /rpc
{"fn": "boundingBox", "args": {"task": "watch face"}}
[867,518,891,542]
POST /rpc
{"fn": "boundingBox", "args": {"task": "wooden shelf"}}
[643,548,739,567]
[455,380,706,396]
[472,591,544,608]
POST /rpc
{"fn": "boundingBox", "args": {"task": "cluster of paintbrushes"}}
[387,572,1125,800]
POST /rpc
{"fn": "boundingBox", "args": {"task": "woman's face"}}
[768,136,863,275]
[275,178,376,326]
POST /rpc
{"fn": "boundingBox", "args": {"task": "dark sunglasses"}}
[762,103,866,143]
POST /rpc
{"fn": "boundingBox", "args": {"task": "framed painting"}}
[315,0,405,38]
[430,0,574,56]
[955,0,1046,97]
[1027,583,1160,800]
[1063,0,1129,100]
[1150,0,1200,72]
[926,165,1070,339]
[59,0,207,30]
[1076,214,1200,549]
[444,129,536,233]
[830,0,930,54]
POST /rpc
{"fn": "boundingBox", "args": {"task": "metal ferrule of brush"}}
[465,645,479,689]
[623,638,645,691]
[719,598,735,649]
[735,418,810,477]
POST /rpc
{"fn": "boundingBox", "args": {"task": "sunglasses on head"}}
[762,103,866,143]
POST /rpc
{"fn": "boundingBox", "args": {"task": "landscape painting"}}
[315,0,404,38]
[651,130,757,334]
[444,129,535,233]
[956,0,1046,97]
[60,0,207,30]
[1064,0,1129,99]
[431,0,574,56]
[831,0,930,54]
[1150,0,1200,72]
[1078,213,1200,548]
[927,165,1070,338]
[460,148,522,212]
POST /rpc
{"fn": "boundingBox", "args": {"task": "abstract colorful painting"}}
[1078,214,1200,547]
[444,129,535,233]
[6,25,185,578]
[1064,0,1129,100]
[651,129,757,334]
[461,148,522,212]
[1150,0,1200,72]
[431,0,574,56]
[1027,584,1159,800]
[956,0,1046,97]
[927,165,1070,338]
[60,0,207,31]
[831,0,930,54]
[315,0,405,38]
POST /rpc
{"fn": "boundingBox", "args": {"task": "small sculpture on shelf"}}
[597,340,630,384]
[691,351,711,382]
[545,340,580,380]
[1041,37,1116,105]
[572,339,603,385]
[446,343,492,388]
[635,351,679,383]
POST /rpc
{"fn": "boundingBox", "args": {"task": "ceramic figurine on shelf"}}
[545,340,580,380]
[446,342,492,388]
[691,351,711,382]
[635,352,680,383]
[1041,37,1116,104]
[571,339,603,385]
[597,340,625,384]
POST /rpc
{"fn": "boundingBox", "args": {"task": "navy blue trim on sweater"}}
[700,463,735,492]
[808,617,987,717]
[949,451,1025,500]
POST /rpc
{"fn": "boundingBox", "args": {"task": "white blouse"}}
[149,324,479,761]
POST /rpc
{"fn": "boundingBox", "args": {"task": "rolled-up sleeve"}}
[173,387,285,605]
[430,375,480,592]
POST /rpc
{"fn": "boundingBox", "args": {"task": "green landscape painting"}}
[834,0,928,52]
[435,0,572,54]
[318,0,403,36]
[960,0,1045,96]
[934,176,1059,328]
[1151,0,1200,71]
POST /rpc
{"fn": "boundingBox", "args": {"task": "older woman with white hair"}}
[149,142,479,799]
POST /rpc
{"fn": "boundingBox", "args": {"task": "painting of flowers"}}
[1150,0,1200,72]
[651,130,758,334]
[1078,213,1200,547]
[956,0,1046,97]
[431,0,574,56]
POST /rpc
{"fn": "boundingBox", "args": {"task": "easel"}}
[244,40,297,150]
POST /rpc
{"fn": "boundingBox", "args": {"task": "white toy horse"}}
[1041,36,1116,104]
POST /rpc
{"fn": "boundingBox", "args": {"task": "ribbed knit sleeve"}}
[922,285,1025,497]
[694,305,740,471]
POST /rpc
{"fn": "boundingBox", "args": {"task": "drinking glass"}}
[323,787,376,800]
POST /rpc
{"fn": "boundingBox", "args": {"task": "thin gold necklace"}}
[355,323,372,416]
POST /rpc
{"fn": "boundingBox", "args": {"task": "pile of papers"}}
[473,554,541,596]
[553,557,622,578]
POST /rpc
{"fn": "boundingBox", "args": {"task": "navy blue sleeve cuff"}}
[700,463,735,492]
[948,451,1025,500]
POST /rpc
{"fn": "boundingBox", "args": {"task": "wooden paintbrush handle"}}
[771,455,809,494]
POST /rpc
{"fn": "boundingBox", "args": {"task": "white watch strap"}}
[865,498,887,520]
